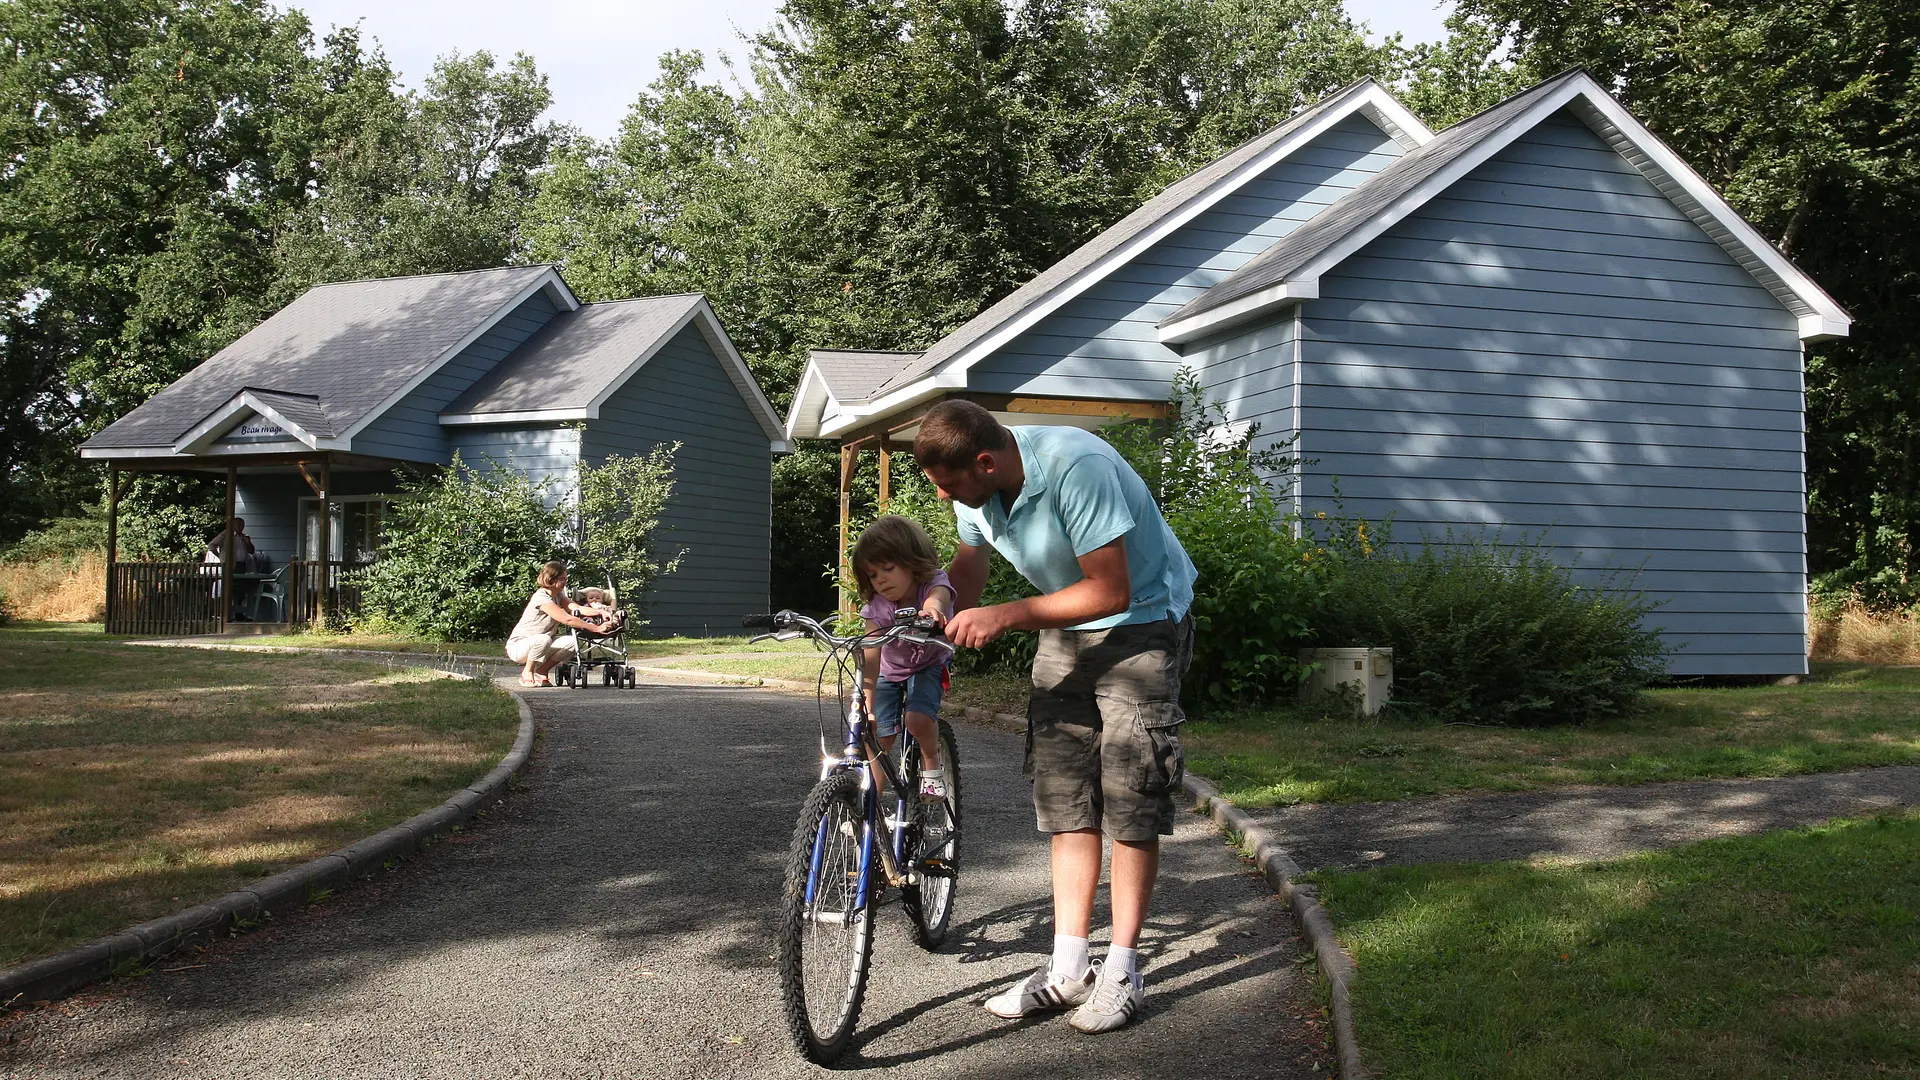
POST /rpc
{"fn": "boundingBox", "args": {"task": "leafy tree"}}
[271,48,565,296]
[0,1,396,541]
[1437,0,1920,602]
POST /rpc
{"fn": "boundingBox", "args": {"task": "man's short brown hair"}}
[913,400,1012,471]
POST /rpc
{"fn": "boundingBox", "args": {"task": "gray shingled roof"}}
[443,295,705,417]
[809,350,925,405]
[84,265,557,450]
[244,388,336,437]
[1164,71,1581,327]
[863,78,1390,399]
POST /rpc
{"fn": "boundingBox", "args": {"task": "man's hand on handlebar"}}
[944,603,1016,649]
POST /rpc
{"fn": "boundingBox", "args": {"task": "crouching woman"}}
[507,561,599,687]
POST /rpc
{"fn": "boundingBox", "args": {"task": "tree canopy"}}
[6,0,1916,611]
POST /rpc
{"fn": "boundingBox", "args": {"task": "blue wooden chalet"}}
[82,265,787,637]
[786,72,1851,677]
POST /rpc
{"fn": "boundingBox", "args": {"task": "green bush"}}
[1312,526,1670,726]
[1102,371,1320,705]
[354,453,573,641]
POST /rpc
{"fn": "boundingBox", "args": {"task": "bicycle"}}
[743,608,963,1064]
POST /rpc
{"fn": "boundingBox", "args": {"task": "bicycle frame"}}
[748,610,951,922]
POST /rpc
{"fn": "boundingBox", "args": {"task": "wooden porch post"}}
[877,445,892,507]
[317,456,332,626]
[220,467,237,631]
[105,467,121,631]
[838,443,857,617]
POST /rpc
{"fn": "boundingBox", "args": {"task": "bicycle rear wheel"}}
[777,769,875,1063]
[903,718,961,950]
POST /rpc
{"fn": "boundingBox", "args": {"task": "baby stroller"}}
[553,574,640,689]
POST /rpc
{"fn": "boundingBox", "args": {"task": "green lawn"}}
[1315,812,1920,1079]
[1186,662,1920,806]
[0,624,519,968]
[232,628,815,661]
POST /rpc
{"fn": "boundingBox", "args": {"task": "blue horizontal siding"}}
[450,426,582,508]
[581,323,772,635]
[971,115,1406,399]
[352,291,560,463]
[1294,109,1807,676]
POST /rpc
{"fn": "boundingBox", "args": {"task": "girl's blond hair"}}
[851,515,941,603]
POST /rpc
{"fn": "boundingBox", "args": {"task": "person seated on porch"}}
[203,516,260,620]
[508,561,600,687]
[205,516,257,567]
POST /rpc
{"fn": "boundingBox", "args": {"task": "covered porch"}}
[829,391,1171,604]
[96,451,407,636]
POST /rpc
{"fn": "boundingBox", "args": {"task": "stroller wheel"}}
[572,663,588,689]
[601,665,614,687]
[622,666,637,689]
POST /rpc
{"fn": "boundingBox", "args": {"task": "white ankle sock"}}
[1051,934,1090,980]
[1106,945,1141,989]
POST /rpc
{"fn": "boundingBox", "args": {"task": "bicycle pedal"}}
[917,858,957,879]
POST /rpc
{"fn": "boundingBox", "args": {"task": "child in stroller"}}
[552,579,641,689]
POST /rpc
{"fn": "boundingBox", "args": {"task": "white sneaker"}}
[983,962,1096,1019]
[918,767,947,802]
[1070,964,1144,1033]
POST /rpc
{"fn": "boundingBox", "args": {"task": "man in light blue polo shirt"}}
[914,399,1196,1034]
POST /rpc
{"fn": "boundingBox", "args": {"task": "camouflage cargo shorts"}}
[1024,614,1194,842]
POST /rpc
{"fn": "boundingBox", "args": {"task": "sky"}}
[290,0,1456,141]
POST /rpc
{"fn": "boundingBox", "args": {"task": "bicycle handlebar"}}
[742,609,954,657]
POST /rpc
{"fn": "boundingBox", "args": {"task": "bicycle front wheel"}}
[903,718,961,950]
[777,769,875,1063]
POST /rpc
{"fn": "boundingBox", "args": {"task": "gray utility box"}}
[1298,647,1394,717]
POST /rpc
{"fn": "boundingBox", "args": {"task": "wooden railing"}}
[286,560,375,626]
[106,562,222,637]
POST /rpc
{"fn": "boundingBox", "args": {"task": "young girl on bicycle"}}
[852,515,955,800]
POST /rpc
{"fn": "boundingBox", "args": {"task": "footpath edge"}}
[0,676,538,1011]
[953,705,1366,1080]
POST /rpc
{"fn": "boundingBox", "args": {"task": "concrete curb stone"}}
[947,705,1368,1080]
[0,673,537,1011]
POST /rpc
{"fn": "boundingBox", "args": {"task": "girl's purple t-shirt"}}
[860,570,952,681]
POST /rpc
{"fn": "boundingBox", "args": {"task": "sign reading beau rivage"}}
[218,414,291,444]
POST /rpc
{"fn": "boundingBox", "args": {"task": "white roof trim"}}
[1158,72,1852,345]
[80,444,188,459]
[1158,280,1320,345]
[784,361,836,441]
[440,407,591,425]
[815,83,1434,439]
[171,390,349,455]
[337,266,580,445]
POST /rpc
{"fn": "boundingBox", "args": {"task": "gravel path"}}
[1,684,1326,1079]
[1244,765,1920,872]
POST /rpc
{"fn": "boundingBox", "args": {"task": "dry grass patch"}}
[0,553,107,623]
[1811,599,1920,664]
[0,625,518,968]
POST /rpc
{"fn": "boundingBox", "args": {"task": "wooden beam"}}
[878,445,892,507]
[296,461,323,497]
[221,467,237,632]
[316,456,331,626]
[838,444,857,617]
[963,392,1173,419]
[105,467,121,631]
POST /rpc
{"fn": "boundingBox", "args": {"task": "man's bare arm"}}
[947,540,991,610]
[945,538,1129,648]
